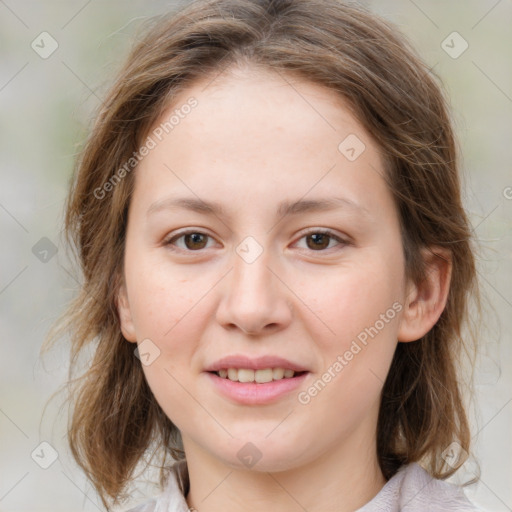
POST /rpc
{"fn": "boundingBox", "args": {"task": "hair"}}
[43,0,481,509]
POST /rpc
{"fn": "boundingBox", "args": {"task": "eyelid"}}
[163,227,351,253]
[293,228,350,250]
[295,227,348,240]
[163,228,219,250]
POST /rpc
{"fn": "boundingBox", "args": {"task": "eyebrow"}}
[146,195,370,219]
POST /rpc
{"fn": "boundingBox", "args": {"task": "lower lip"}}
[205,371,309,405]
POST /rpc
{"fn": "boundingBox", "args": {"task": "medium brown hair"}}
[44,0,480,508]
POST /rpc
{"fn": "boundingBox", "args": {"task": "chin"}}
[211,435,307,473]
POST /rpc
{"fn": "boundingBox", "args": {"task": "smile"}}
[213,367,306,383]
[206,370,309,405]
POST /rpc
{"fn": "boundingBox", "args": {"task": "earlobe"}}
[116,280,138,343]
[397,246,452,343]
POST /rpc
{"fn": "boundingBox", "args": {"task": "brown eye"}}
[306,233,331,250]
[165,231,214,251]
[183,233,208,250]
[295,230,348,252]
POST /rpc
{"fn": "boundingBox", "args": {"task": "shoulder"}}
[123,499,157,512]
[394,463,484,511]
[124,461,486,512]
[358,462,485,511]
[122,461,190,512]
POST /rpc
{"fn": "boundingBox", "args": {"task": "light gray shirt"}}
[125,460,483,511]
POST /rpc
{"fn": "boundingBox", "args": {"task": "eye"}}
[295,229,348,251]
[164,230,217,251]
[163,228,348,253]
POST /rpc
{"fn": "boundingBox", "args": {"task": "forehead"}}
[167,64,363,145]
[132,64,391,219]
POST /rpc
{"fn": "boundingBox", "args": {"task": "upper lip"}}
[204,354,310,372]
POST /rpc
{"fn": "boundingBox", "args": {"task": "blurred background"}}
[1,0,511,510]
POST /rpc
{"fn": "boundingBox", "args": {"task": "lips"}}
[204,354,310,373]
[206,370,309,405]
[203,354,311,404]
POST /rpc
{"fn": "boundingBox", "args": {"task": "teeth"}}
[273,368,284,380]
[238,369,254,382]
[215,367,299,383]
[255,368,273,383]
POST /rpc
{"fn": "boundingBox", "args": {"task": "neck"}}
[182,430,386,512]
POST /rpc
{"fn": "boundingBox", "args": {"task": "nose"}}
[215,245,293,335]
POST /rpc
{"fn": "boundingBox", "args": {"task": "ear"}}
[116,278,138,343]
[397,246,452,343]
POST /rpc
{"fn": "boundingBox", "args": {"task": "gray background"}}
[0,1,511,511]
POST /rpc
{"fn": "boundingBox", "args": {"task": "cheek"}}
[296,276,401,439]
[296,253,403,400]
[128,266,211,429]
[298,256,403,344]
[125,248,207,340]
[129,278,209,373]
[141,359,200,438]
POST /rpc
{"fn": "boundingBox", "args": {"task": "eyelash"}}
[163,229,349,254]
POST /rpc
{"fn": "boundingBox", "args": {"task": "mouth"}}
[205,368,310,405]
[208,367,309,384]
[203,355,310,404]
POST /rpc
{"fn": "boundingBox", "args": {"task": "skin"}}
[117,64,451,512]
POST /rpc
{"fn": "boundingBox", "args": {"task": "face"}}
[118,64,410,472]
